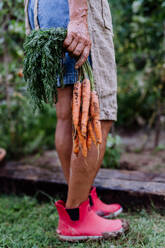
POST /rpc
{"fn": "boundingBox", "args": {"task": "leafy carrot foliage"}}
[23,28,67,109]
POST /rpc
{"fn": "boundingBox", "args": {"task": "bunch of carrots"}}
[72,61,102,157]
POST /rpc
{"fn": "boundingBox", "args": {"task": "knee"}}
[56,107,72,122]
[55,125,72,152]
[55,134,64,151]
[55,109,72,149]
[101,120,113,133]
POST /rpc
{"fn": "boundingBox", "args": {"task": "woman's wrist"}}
[64,0,91,69]
[70,9,88,21]
[69,0,88,22]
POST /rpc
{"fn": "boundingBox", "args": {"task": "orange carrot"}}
[90,91,102,144]
[73,133,79,155]
[88,120,97,145]
[93,119,102,144]
[72,81,82,130]
[77,125,87,157]
[87,132,92,150]
[90,91,100,120]
[81,78,91,137]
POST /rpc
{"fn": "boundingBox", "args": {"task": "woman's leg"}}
[55,86,73,183]
[66,120,113,208]
[55,86,113,208]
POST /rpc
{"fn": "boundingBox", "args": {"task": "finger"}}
[75,46,90,69]
[63,33,74,48]
[67,37,79,53]
[73,42,85,57]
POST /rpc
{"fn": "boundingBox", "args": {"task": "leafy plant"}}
[103,134,122,169]
[0,94,57,159]
[23,28,67,109]
[110,0,165,128]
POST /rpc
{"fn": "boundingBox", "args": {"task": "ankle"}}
[66,197,88,209]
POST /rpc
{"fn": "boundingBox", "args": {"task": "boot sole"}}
[104,207,123,219]
[58,227,124,242]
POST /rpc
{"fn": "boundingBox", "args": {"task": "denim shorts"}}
[28,0,81,86]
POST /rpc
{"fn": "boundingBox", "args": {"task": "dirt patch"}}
[118,129,165,173]
[120,150,165,173]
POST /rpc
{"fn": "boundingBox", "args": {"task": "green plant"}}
[0,93,57,159]
[109,0,165,128]
[103,134,122,169]
[23,28,67,109]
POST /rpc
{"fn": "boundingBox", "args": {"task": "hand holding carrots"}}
[63,20,91,69]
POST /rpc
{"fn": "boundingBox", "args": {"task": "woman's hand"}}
[63,19,91,69]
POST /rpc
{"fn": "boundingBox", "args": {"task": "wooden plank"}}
[1,163,165,195]
[0,151,165,208]
[96,169,165,183]
[1,160,165,184]
[95,177,165,196]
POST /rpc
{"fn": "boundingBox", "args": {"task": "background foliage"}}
[110,0,165,127]
[0,0,165,164]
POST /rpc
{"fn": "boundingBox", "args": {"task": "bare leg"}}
[55,86,73,183]
[66,120,113,208]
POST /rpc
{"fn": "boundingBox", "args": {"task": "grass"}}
[0,194,165,248]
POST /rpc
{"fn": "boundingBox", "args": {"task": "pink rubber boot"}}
[55,199,128,242]
[89,187,123,218]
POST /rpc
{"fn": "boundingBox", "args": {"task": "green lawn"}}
[0,194,165,248]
